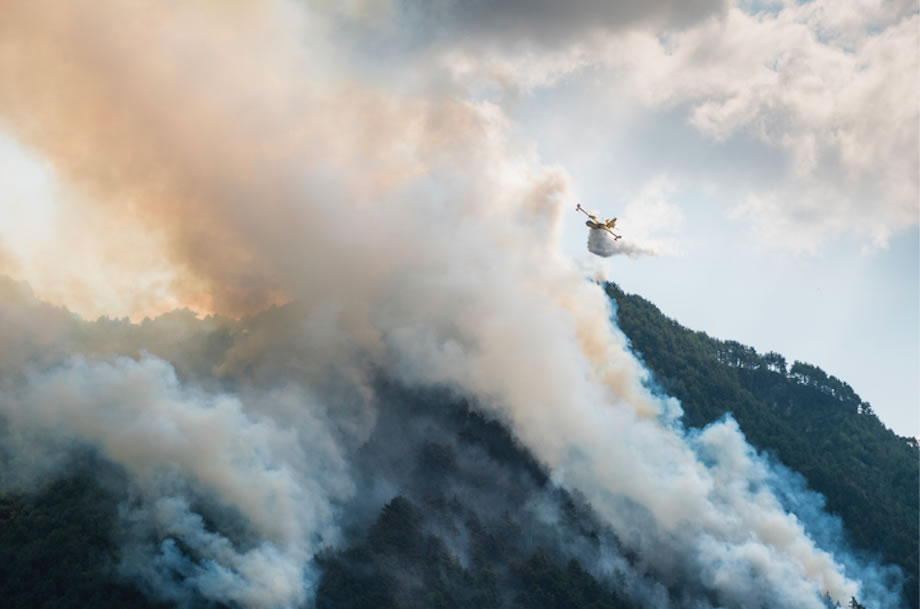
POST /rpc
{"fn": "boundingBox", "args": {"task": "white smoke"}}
[1,353,352,608]
[0,1,903,608]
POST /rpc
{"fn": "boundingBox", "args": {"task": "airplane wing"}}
[576,204,600,222]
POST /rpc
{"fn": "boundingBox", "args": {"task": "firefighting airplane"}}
[576,204,621,240]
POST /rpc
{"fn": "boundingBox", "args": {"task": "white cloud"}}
[430,1,919,251]
[606,2,919,248]
[618,177,687,255]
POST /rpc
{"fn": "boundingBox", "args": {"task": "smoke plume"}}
[0,1,903,608]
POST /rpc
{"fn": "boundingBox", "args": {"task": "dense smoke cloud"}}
[6,355,348,607]
[0,1,904,608]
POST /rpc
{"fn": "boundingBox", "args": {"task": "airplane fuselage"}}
[585,220,621,240]
[577,205,621,239]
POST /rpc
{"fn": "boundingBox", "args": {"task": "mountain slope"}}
[0,280,913,608]
[0,454,170,609]
[314,383,642,609]
[604,281,918,608]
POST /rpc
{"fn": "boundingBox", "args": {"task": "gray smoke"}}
[0,273,902,608]
[0,1,904,608]
[2,352,352,607]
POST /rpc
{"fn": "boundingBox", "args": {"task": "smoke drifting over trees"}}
[0,273,907,609]
[0,2,911,608]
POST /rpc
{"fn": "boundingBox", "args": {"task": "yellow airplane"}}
[576,204,621,240]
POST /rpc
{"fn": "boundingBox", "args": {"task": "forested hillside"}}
[605,282,919,608]
[0,386,642,609]
[0,453,168,609]
[314,384,641,609]
[0,283,914,608]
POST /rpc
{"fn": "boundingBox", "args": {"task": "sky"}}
[507,1,920,438]
[0,0,917,437]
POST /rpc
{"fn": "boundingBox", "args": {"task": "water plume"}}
[587,228,659,257]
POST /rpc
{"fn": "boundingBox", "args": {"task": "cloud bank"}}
[420,0,919,251]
